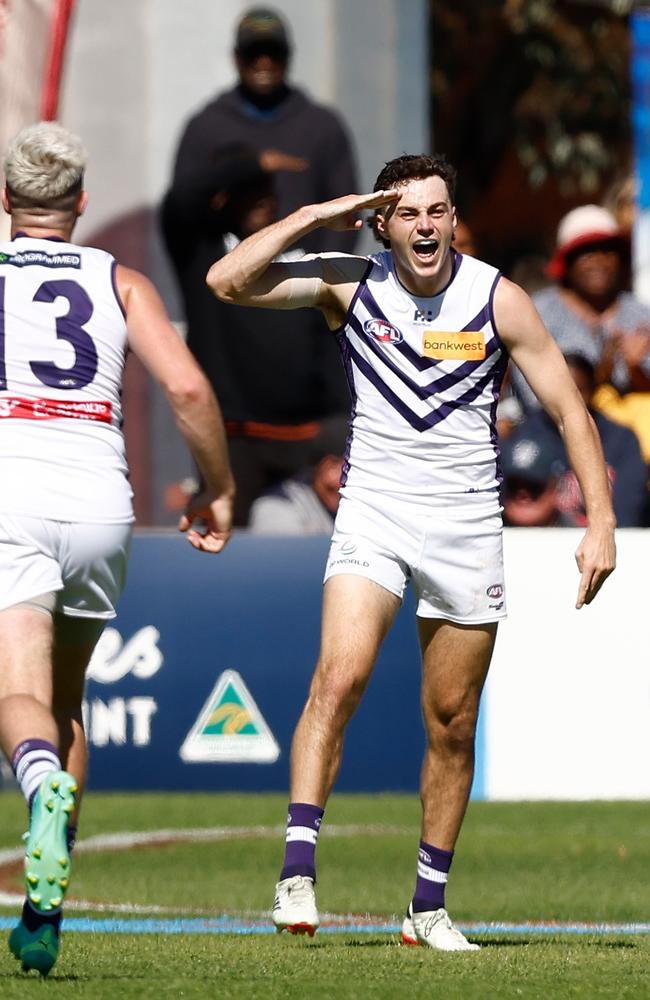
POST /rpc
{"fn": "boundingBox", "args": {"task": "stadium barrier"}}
[79,529,648,799]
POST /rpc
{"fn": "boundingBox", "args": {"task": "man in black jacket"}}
[163,7,357,524]
[169,7,359,255]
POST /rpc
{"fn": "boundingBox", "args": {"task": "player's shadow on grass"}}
[585,940,637,950]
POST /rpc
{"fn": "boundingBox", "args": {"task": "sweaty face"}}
[377,175,456,296]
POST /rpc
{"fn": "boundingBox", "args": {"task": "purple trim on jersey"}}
[488,272,508,355]
[111,260,127,319]
[358,282,440,372]
[390,247,463,300]
[426,363,505,429]
[348,342,502,432]
[491,397,504,488]
[330,260,374,336]
[462,304,491,332]
[449,248,464,282]
[349,310,502,402]
[490,360,508,487]
[349,344,430,430]
[334,329,357,488]
[13,232,66,243]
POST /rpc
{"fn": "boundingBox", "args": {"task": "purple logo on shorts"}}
[486,584,503,599]
[364,318,403,344]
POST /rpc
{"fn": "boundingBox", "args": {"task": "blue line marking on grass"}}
[1,917,650,936]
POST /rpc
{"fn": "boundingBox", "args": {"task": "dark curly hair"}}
[368,153,457,247]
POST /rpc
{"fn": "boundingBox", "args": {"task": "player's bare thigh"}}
[313,575,401,693]
[418,618,498,724]
[0,606,55,704]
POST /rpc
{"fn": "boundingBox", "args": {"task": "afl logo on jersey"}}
[364,318,403,345]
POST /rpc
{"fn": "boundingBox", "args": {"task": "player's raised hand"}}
[574,524,616,609]
[179,490,233,554]
[315,190,400,231]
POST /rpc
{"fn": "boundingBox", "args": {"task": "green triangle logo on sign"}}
[179,669,280,763]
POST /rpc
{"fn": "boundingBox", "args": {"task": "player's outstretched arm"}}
[494,277,616,608]
[205,190,399,318]
[117,266,235,553]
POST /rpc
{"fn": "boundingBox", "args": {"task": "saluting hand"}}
[314,189,400,231]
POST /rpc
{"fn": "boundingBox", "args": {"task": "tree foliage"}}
[431,0,632,210]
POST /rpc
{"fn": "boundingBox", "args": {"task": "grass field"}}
[1,793,649,997]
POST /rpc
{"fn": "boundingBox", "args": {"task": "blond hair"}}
[4,121,87,210]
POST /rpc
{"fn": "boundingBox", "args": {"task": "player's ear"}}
[375,211,388,239]
[77,191,89,216]
[1,187,9,214]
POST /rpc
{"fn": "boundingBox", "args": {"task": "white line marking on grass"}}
[3,824,646,936]
[0,824,410,913]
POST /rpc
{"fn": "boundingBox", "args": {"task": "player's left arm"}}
[494,277,616,608]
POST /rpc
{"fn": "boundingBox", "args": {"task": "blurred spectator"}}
[500,436,575,527]
[249,417,348,534]
[168,7,358,255]
[162,7,359,525]
[453,219,476,256]
[508,252,549,297]
[510,204,650,460]
[505,354,648,528]
[602,172,636,235]
[162,161,351,526]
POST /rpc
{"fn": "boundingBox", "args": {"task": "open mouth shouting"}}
[412,239,440,262]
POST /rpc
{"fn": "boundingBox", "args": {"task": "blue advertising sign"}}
[84,534,486,797]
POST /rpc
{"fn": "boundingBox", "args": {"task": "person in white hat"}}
[510,203,650,416]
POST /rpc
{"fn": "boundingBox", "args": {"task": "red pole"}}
[41,0,76,120]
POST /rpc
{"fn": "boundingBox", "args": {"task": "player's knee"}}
[428,703,478,754]
[309,662,368,720]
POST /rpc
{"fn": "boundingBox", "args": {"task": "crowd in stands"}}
[499,199,650,527]
[162,6,650,534]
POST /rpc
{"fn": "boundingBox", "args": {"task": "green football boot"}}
[8,920,59,976]
[23,770,77,914]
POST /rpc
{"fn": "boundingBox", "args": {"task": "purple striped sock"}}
[280,802,324,882]
[412,840,454,913]
[11,739,61,808]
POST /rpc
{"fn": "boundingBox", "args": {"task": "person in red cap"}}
[510,204,650,426]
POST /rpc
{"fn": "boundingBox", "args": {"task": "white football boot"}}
[272,875,319,937]
[401,902,479,951]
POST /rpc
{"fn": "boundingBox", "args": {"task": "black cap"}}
[235,8,291,55]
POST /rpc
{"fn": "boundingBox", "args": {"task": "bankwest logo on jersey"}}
[422,330,485,361]
[179,670,280,764]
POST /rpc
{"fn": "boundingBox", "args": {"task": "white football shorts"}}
[0,514,131,619]
[324,487,507,624]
